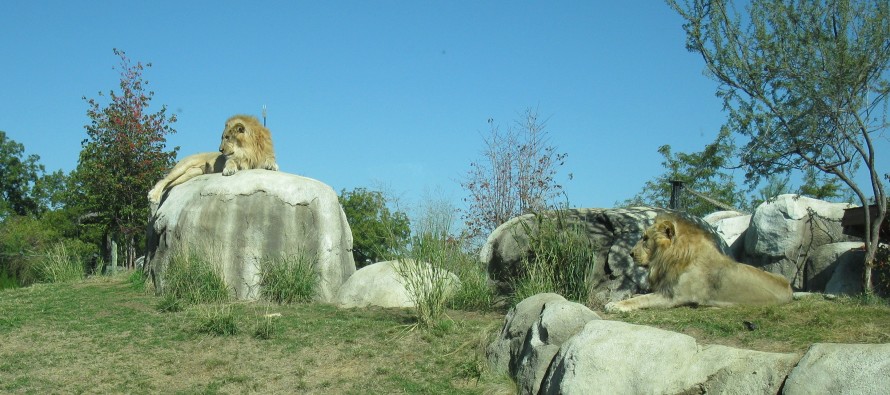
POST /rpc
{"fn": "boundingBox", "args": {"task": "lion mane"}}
[148,114,279,204]
[605,214,792,312]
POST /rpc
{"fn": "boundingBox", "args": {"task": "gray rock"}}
[335,260,460,308]
[539,320,798,395]
[825,248,867,295]
[486,293,567,375]
[514,300,600,395]
[145,170,355,302]
[743,195,855,289]
[805,242,864,292]
[704,211,751,260]
[784,343,890,395]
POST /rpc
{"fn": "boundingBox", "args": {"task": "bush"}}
[259,252,318,304]
[511,211,597,305]
[0,216,97,286]
[161,247,230,304]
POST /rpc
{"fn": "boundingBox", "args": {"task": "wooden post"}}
[669,180,684,210]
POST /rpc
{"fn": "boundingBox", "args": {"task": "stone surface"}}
[784,343,890,395]
[704,210,751,260]
[335,260,460,308]
[805,242,864,292]
[743,195,855,288]
[514,299,600,395]
[486,293,567,376]
[145,170,355,302]
[824,247,867,295]
[539,320,798,395]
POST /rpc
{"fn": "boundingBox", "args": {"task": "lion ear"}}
[657,220,676,241]
[234,123,246,134]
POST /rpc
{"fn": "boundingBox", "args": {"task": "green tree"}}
[74,49,178,269]
[669,0,889,293]
[623,129,749,217]
[339,187,410,267]
[461,108,567,242]
[0,131,45,217]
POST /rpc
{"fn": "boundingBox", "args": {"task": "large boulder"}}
[145,170,355,302]
[514,298,600,395]
[744,195,856,288]
[481,207,728,303]
[824,247,867,295]
[487,293,568,375]
[805,242,865,292]
[486,292,601,395]
[539,320,799,395]
[335,260,460,308]
[703,210,751,260]
[784,343,890,394]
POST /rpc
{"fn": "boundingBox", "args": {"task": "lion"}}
[605,214,792,313]
[148,114,279,204]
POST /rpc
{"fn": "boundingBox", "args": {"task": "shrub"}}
[161,247,230,304]
[259,252,318,304]
[511,211,597,305]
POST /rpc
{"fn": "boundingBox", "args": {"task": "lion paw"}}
[604,302,629,313]
[222,167,237,176]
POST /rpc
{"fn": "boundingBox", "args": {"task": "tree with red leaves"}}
[73,49,178,269]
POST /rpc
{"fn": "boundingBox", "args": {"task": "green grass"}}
[0,273,508,394]
[161,248,230,304]
[511,211,597,305]
[604,295,890,353]
[259,252,318,304]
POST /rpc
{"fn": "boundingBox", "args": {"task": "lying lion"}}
[605,214,792,313]
[148,114,279,204]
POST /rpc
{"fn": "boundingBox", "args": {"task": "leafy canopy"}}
[74,49,178,265]
[339,187,410,267]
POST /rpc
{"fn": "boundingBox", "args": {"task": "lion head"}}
[630,219,676,267]
[632,214,711,291]
[218,114,278,172]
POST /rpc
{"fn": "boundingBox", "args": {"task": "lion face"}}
[630,220,675,266]
[219,120,247,158]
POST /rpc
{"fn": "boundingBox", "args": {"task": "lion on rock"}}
[148,114,279,204]
[605,214,792,313]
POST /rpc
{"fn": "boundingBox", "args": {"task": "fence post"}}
[669,180,684,210]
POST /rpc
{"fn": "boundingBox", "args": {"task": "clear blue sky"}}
[2,1,885,217]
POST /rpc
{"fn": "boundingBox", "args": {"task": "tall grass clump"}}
[259,251,318,304]
[161,247,230,305]
[33,242,87,283]
[393,198,463,327]
[511,210,597,305]
[195,304,238,336]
